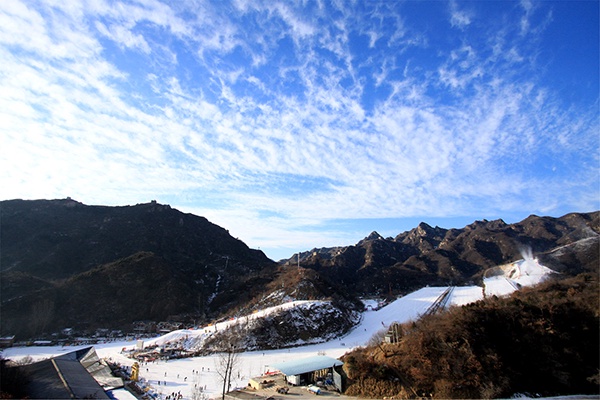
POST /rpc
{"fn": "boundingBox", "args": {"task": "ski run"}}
[3,256,556,399]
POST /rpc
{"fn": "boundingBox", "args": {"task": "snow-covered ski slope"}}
[484,255,554,297]
[2,257,554,400]
[140,255,553,353]
[142,300,327,350]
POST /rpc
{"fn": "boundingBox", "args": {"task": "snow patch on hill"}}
[139,300,360,353]
[484,256,554,297]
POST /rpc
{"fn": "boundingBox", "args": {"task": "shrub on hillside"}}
[342,273,599,399]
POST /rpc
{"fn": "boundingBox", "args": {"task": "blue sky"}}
[1,0,598,261]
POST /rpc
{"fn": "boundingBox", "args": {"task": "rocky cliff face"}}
[284,212,599,296]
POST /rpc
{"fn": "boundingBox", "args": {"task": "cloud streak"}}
[0,0,597,259]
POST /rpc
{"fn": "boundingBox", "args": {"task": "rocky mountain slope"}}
[283,212,599,295]
[1,199,365,339]
[1,198,270,279]
[1,199,278,337]
[1,198,597,340]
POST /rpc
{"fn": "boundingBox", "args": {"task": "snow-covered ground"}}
[1,257,554,399]
[140,300,329,352]
[484,256,554,297]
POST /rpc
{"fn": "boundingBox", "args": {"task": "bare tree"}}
[367,328,388,347]
[214,335,241,400]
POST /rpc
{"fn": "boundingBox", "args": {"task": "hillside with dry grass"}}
[341,272,599,399]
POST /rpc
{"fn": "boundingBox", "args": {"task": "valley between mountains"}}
[1,198,597,340]
[1,199,598,399]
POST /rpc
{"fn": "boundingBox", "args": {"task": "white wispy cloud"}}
[0,0,597,259]
[95,21,151,54]
[449,0,473,29]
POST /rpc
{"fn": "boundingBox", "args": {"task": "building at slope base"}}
[267,355,344,391]
[17,346,124,399]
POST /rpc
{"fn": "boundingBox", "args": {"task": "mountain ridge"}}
[283,211,599,295]
[1,198,278,337]
[1,198,598,339]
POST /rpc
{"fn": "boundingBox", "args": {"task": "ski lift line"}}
[503,277,520,291]
[439,286,454,309]
[425,286,455,315]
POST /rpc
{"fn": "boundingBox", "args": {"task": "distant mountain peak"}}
[417,221,433,229]
[367,231,383,239]
[416,222,435,235]
[361,231,384,242]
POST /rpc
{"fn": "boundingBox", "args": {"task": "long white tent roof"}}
[269,355,343,376]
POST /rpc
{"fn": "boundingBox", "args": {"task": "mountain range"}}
[283,211,599,295]
[1,198,598,339]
